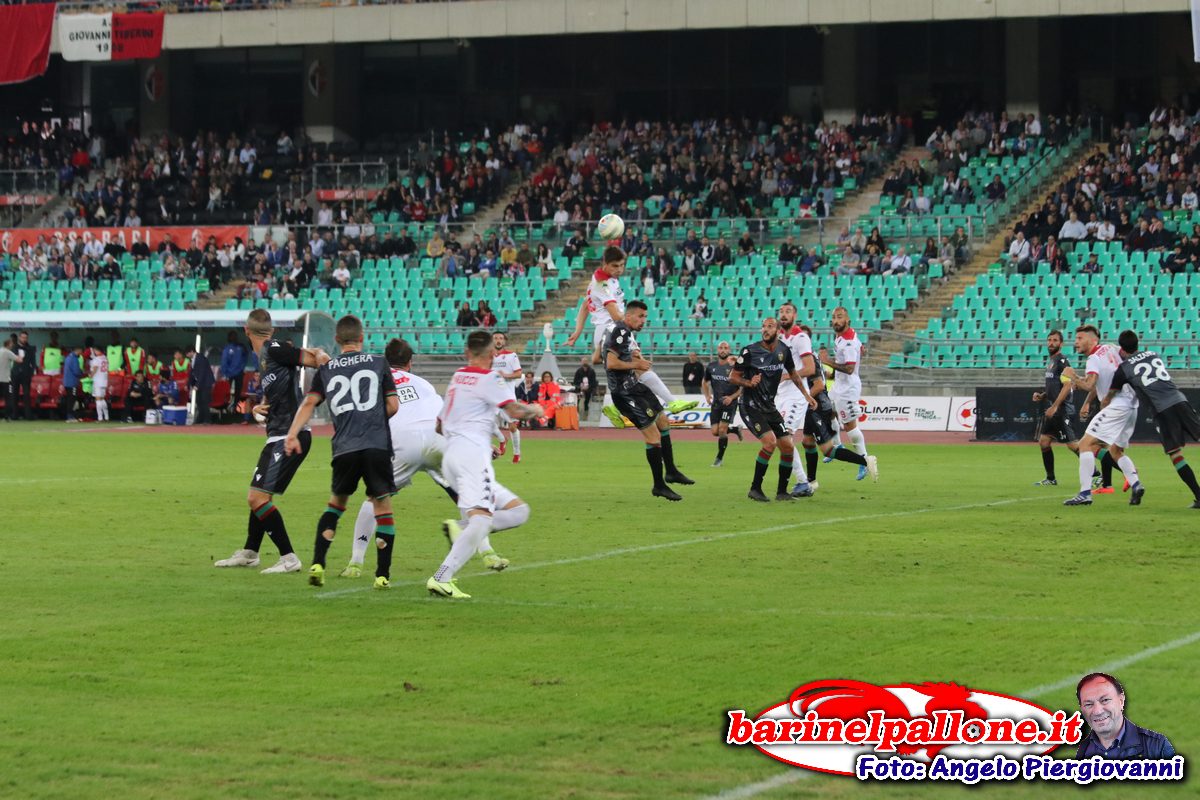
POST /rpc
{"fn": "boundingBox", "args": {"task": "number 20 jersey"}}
[309,351,395,457]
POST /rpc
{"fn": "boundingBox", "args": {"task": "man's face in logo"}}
[1079,676,1125,742]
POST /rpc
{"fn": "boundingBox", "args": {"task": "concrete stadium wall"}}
[48,0,1188,53]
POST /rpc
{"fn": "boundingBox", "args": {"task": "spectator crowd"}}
[1004,106,1200,274]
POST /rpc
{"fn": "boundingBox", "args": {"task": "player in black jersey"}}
[215,309,331,574]
[1031,330,1081,486]
[285,315,400,588]
[605,300,693,501]
[702,341,743,467]
[730,317,817,502]
[790,324,873,496]
[1105,330,1200,508]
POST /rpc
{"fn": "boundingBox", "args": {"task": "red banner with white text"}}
[0,226,249,254]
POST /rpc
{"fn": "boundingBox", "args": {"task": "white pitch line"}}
[698,629,1200,800]
[338,593,1181,630]
[314,495,1043,601]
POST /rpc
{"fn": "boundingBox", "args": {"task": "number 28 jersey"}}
[309,351,396,457]
[1112,350,1188,413]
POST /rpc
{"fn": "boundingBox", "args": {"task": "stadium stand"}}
[0,112,1090,371]
[898,111,1193,369]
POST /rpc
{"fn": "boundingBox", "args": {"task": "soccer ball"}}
[597,214,625,241]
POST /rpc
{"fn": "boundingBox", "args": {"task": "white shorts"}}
[1085,404,1138,449]
[443,439,517,513]
[831,393,861,426]
[775,393,806,433]
[93,384,108,399]
[392,429,448,490]
[592,320,616,350]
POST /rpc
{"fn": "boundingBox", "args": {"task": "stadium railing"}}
[252,214,989,252]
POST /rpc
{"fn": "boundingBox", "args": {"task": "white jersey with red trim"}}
[492,349,522,386]
[1085,344,1138,413]
[586,268,625,327]
[439,366,516,450]
[830,328,863,399]
[388,368,442,441]
[776,325,813,402]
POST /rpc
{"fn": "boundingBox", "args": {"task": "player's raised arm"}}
[1063,365,1097,394]
[566,299,588,346]
[298,347,332,369]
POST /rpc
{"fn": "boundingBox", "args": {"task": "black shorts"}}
[803,405,837,445]
[1155,401,1200,453]
[250,431,311,495]
[710,399,736,427]
[331,448,396,498]
[741,402,787,440]
[1042,413,1078,443]
[612,384,664,430]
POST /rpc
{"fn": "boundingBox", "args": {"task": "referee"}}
[1104,330,1200,508]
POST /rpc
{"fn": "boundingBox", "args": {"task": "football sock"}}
[257,501,293,556]
[434,514,491,581]
[716,435,728,460]
[313,502,345,567]
[1171,455,1200,499]
[832,445,867,466]
[791,452,809,485]
[1100,449,1116,487]
[1117,456,1140,488]
[638,370,675,404]
[1078,451,1096,495]
[439,482,459,503]
[752,449,772,490]
[350,501,374,566]
[96,399,108,421]
[243,510,266,552]
[645,443,665,487]
[846,427,868,456]
[660,429,678,472]
[777,452,793,495]
[805,446,819,481]
[374,513,395,579]
[602,390,613,407]
[491,502,530,531]
[511,428,521,456]
[1041,447,1055,481]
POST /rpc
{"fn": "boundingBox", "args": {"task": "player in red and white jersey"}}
[342,338,491,575]
[1061,325,1143,506]
[427,331,544,599]
[774,302,817,486]
[822,306,871,479]
[491,331,525,463]
[566,245,697,427]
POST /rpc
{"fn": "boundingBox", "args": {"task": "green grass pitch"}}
[1,425,1196,799]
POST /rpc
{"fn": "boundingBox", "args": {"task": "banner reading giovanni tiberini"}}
[59,13,163,62]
